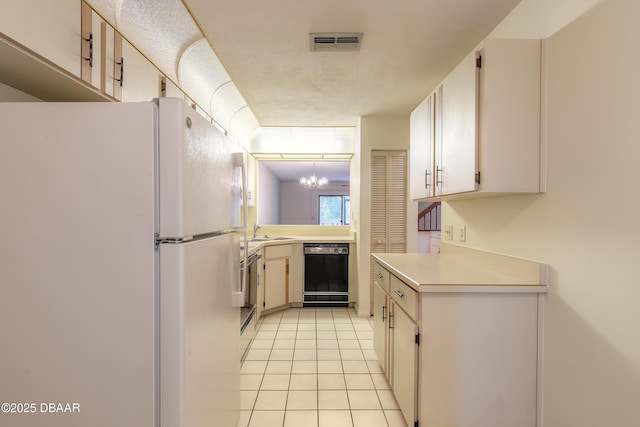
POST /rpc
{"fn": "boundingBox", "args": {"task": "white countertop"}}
[373,247,548,294]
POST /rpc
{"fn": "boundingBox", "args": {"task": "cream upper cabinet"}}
[81,2,159,102]
[434,84,444,196]
[1,0,81,78]
[81,3,118,98]
[476,39,542,194]
[121,39,162,102]
[440,38,542,197]
[409,93,435,200]
[411,38,542,200]
[440,50,479,196]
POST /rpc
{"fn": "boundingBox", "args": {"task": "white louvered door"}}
[370,150,407,313]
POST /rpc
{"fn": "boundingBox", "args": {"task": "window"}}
[319,195,350,225]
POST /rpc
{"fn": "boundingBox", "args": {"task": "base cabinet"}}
[372,263,419,427]
[390,302,418,426]
[262,245,291,311]
[420,293,540,427]
[264,258,287,310]
[372,282,388,374]
[373,261,543,427]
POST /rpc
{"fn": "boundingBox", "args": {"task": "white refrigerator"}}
[0,98,242,427]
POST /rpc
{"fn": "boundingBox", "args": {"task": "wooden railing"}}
[418,202,441,231]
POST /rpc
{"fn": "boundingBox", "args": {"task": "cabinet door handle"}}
[115,57,124,86]
[376,272,383,280]
[83,33,93,67]
[388,312,394,329]
[393,289,404,299]
[425,169,431,188]
[382,305,386,322]
[436,166,443,186]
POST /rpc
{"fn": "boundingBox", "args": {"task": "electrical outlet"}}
[459,225,466,242]
[444,225,453,241]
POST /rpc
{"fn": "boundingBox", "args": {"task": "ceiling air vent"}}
[310,32,363,52]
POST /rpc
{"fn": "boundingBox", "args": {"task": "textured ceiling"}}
[183,0,521,127]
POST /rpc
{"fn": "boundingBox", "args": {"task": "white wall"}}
[355,115,414,317]
[279,181,349,225]
[257,162,279,225]
[442,0,640,425]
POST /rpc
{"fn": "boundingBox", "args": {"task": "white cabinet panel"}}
[478,39,542,193]
[411,38,542,200]
[121,39,161,102]
[264,258,287,310]
[389,275,418,320]
[440,50,479,195]
[420,293,539,427]
[391,302,418,427]
[288,243,303,303]
[1,0,81,77]
[372,281,389,375]
[373,261,418,427]
[263,244,292,311]
[410,94,435,199]
[372,259,543,427]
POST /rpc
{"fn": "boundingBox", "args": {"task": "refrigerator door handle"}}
[154,234,194,249]
[233,151,249,305]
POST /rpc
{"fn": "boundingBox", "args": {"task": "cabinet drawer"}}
[390,275,418,320]
[265,244,292,259]
[373,262,390,293]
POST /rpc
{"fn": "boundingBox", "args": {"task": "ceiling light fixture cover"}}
[310,32,363,51]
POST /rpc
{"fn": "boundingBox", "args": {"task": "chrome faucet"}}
[253,224,261,238]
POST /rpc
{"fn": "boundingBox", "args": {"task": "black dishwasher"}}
[303,243,349,307]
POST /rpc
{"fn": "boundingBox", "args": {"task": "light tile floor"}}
[237,307,407,427]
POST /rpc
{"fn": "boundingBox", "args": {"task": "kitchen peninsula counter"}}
[372,244,548,293]
[371,243,547,427]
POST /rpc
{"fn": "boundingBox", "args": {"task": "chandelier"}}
[299,162,329,189]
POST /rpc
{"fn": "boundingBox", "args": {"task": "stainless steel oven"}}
[303,243,349,306]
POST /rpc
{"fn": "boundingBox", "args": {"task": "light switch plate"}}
[459,225,466,242]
